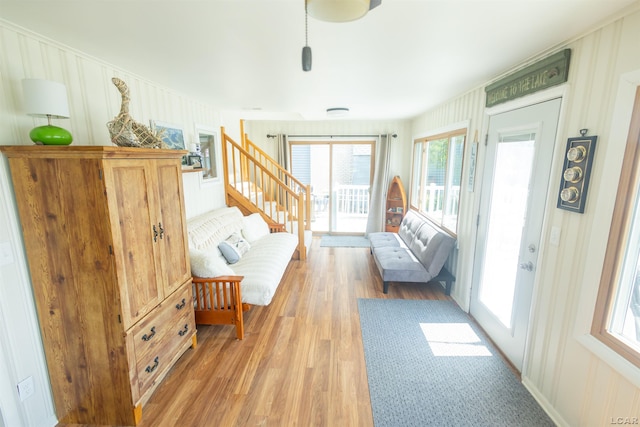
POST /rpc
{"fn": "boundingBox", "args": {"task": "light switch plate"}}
[0,241,13,266]
[550,226,561,247]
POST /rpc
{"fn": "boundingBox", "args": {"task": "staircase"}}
[221,126,312,260]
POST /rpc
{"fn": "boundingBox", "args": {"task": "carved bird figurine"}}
[106,77,166,148]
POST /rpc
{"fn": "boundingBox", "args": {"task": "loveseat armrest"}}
[191,275,247,339]
[193,275,245,282]
[269,223,286,233]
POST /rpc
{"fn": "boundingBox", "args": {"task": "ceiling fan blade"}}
[369,0,381,10]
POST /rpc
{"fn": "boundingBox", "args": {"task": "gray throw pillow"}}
[218,241,240,264]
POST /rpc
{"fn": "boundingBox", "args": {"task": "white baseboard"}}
[522,376,568,427]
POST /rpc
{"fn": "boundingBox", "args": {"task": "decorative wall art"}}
[150,121,186,150]
[556,129,597,213]
[485,49,571,108]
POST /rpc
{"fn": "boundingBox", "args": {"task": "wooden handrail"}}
[221,126,308,260]
[242,134,312,228]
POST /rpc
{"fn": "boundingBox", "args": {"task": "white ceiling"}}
[1,0,637,120]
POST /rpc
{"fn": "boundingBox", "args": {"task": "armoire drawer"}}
[131,286,191,354]
[130,286,195,390]
[135,313,195,396]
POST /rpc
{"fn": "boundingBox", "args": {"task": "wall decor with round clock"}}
[557,129,597,213]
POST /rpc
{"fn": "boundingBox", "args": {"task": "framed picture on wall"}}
[150,120,186,150]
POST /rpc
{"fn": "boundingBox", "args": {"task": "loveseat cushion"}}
[242,213,270,243]
[408,221,455,278]
[369,210,427,252]
[190,248,235,277]
[187,207,244,251]
[398,210,427,246]
[368,232,404,250]
[372,246,432,283]
[232,231,298,305]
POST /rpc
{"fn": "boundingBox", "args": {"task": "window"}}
[410,129,466,234]
[592,87,640,367]
[195,125,220,182]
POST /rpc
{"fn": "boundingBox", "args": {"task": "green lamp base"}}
[29,125,73,145]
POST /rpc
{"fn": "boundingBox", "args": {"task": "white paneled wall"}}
[411,8,640,426]
[0,19,225,425]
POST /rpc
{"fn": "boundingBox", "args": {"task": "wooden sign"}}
[485,49,571,108]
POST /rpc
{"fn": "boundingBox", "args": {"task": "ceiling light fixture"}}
[306,0,381,23]
[302,3,312,71]
[326,107,349,118]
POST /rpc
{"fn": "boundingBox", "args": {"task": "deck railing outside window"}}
[312,185,370,216]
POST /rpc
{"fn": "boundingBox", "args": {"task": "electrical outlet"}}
[17,376,34,401]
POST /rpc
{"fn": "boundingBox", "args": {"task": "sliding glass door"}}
[291,141,374,234]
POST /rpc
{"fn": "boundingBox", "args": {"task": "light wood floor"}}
[138,237,449,427]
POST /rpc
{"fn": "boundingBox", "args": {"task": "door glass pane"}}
[291,144,330,232]
[332,144,372,233]
[479,134,535,327]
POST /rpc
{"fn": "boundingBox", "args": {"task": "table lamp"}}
[22,78,73,145]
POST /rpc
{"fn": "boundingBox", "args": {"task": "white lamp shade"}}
[306,0,370,22]
[22,78,70,119]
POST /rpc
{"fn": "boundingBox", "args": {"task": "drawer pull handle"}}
[158,222,164,239]
[142,326,156,341]
[153,225,158,242]
[145,357,159,374]
[175,298,186,310]
[178,324,189,336]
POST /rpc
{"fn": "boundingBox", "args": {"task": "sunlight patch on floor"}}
[420,323,493,357]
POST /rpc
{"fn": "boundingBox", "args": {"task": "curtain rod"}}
[267,134,397,138]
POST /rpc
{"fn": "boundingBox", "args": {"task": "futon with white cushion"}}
[187,206,298,339]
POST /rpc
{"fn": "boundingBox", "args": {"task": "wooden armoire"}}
[1,146,196,426]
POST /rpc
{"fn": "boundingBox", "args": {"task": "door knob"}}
[519,261,534,272]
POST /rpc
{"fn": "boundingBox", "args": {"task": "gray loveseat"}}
[369,210,456,294]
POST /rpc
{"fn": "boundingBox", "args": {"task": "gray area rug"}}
[320,235,370,248]
[358,299,554,427]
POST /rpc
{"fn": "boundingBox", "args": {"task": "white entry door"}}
[470,98,561,371]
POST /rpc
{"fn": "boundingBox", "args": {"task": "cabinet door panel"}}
[105,160,162,327]
[155,160,191,295]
